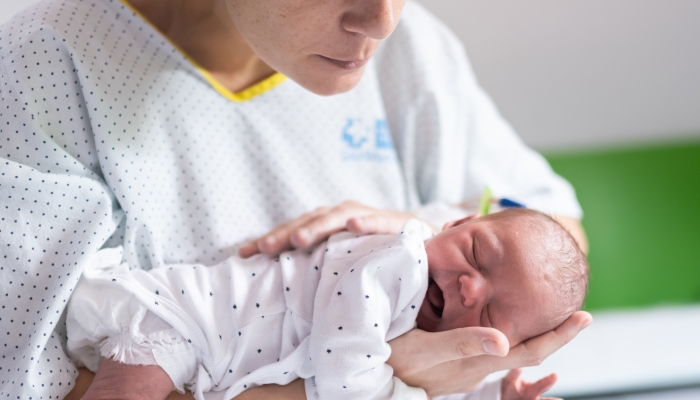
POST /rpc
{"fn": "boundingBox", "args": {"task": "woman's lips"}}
[316,55,368,70]
[427,278,444,318]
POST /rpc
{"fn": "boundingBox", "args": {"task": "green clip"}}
[479,186,492,216]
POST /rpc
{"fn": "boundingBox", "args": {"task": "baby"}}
[66,209,588,400]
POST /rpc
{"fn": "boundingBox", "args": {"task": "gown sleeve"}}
[0,55,125,399]
[375,1,582,219]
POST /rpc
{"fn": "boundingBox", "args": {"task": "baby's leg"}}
[67,257,201,394]
[66,367,195,400]
[82,358,174,400]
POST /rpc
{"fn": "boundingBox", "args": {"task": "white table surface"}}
[513,305,700,397]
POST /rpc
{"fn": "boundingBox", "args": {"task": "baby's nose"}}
[458,274,488,308]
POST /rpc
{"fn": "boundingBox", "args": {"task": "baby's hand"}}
[501,369,560,400]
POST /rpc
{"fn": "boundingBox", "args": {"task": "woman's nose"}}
[458,274,488,308]
[341,0,403,40]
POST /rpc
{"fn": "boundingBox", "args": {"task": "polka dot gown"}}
[0,0,581,397]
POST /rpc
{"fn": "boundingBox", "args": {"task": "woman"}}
[0,0,591,399]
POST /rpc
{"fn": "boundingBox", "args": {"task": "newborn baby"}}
[67,209,588,400]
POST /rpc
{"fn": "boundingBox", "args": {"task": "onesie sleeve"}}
[306,221,430,400]
[0,52,124,398]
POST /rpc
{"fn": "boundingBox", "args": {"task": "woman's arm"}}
[67,312,590,400]
[230,380,306,400]
[0,55,125,399]
[213,312,590,400]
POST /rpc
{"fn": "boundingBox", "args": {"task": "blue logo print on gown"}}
[341,118,395,162]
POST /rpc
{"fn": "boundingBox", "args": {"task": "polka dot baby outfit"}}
[66,220,432,399]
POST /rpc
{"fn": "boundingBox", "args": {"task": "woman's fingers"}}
[491,311,592,372]
[346,213,413,235]
[393,313,589,398]
[240,201,423,258]
[289,202,372,248]
[388,327,509,377]
[238,241,261,258]
[239,208,328,258]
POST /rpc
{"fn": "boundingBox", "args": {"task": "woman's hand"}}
[239,201,423,258]
[388,311,592,398]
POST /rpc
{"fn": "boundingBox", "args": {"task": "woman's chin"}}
[291,68,366,96]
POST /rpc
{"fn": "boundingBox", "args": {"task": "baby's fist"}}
[501,369,560,400]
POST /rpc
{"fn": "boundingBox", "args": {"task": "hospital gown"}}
[0,0,581,398]
[67,220,431,400]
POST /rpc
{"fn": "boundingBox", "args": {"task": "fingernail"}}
[296,228,309,241]
[581,318,593,330]
[482,340,499,356]
[263,236,277,250]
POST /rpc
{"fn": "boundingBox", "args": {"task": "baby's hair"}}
[491,209,589,312]
[537,212,589,312]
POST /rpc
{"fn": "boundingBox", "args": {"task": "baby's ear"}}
[442,213,481,231]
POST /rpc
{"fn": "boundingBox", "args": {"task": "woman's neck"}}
[127,0,276,93]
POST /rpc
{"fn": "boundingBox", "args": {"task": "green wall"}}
[545,141,700,311]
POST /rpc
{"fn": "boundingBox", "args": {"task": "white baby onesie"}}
[67,220,432,400]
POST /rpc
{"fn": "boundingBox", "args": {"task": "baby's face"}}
[417,214,570,346]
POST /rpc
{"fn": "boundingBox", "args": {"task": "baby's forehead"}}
[483,213,561,257]
[473,216,543,258]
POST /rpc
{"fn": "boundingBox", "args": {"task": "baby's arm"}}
[308,230,429,399]
[437,370,557,400]
[500,369,558,400]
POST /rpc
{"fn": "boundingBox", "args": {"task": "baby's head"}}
[417,209,588,347]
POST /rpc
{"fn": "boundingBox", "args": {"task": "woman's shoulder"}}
[0,0,143,70]
[2,0,91,55]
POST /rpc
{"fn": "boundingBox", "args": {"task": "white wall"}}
[3,0,699,151]
[0,0,37,25]
[417,0,700,151]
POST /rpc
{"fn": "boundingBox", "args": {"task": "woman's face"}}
[224,0,405,95]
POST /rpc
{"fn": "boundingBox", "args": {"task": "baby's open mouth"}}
[427,278,444,318]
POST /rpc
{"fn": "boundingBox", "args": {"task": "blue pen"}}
[499,198,526,208]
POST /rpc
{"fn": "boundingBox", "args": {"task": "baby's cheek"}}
[448,309,482,331]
